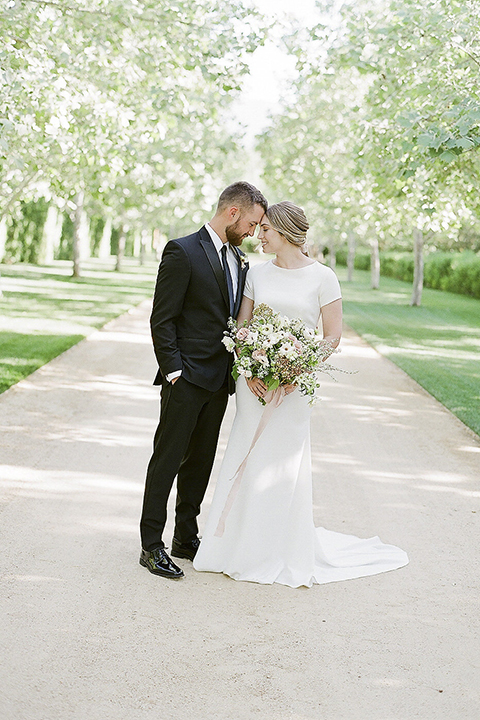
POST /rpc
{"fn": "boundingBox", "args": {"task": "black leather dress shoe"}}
[171,536,200,561]
[139,548,184,579]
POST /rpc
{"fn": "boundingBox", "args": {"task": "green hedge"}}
[335,248,371,270]
[335,248,480,299]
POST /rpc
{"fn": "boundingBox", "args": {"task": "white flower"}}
[237,366,252,378]
[222,337,235,353]
[262,336,276,349]
[279,342,296,358]
[269,331,283,345]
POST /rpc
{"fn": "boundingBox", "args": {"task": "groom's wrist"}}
[166,370,182,383]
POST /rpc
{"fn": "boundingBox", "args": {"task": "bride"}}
[193,201,408,588]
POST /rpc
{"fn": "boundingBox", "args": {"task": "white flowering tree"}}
[0,0,266,273]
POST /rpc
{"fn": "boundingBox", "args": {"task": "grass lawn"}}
[0,258,158,394]
[336,267,480,437]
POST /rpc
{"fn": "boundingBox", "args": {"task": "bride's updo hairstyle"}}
[266,201,310,254]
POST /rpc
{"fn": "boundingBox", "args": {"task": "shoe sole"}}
[171,549,196,561]
[139,558,184,579]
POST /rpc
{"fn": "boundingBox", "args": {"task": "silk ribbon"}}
[214,385,285,537]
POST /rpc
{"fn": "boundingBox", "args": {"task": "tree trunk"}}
[347,232,355,282]
[410,227,424,307]
[115,223,126,272]
[0,216,7,263]
[72,191,84,278]
[133,228,141,259]
[370,236,380,290]
[79,207,91,261]
[139,227,150,266]
[0,217,5,296]
[38,204,62,265]
[328,239,336,270]
[98,215,112,259]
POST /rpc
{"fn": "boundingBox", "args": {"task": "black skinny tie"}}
[221,244,235,316]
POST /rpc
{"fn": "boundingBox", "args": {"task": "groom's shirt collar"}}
[205,223,225,254]
[205,223,238,296]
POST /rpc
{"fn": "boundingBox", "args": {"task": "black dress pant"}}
[140,376,229,551]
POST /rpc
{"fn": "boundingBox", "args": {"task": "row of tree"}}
[1,0,266,274]
[258,0,480,305]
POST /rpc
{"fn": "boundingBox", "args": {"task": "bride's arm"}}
[236,295,254,327]
[320,298,342,352]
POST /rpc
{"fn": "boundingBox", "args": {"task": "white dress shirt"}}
[205,222,239,298]
[166,224,239,383]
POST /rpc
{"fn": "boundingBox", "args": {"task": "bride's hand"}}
[283,384,297,396]
[246,377,267,399]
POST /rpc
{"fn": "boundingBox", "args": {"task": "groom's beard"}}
[225,218,247,247]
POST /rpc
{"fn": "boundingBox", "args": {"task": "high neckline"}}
[270,259,317,270]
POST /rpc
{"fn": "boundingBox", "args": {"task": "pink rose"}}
[236,327,249,341]
[252,348,266,360]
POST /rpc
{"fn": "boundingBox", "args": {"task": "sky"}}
[230,0,320,148]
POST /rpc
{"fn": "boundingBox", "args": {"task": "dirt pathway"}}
[1,301,479,720]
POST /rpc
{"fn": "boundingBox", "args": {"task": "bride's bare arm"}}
[236,296,254,327]
[320,298,342,350]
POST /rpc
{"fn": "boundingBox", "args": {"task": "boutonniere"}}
[239,254,248,271]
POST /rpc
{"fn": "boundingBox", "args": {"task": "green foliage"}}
[432,251,480,297]
[338,267,480,437]
[329,0,480,180]
[258,0,480,281]
[353,251,371,271]
[380,249,480,297]
[338,245,480,298]
[0,0,268,263]
[336,248,371,270]
[380,253,415,283]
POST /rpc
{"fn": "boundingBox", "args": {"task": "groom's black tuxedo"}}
[150,225,248,393]
[140,226,249,552]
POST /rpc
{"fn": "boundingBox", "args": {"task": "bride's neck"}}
[273,247,311,269]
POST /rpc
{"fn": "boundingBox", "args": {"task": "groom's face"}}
[225,204,264,247]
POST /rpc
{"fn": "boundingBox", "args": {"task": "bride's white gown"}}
[193,260,409,588]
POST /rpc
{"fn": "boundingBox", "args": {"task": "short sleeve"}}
[243,269,254,300]
[319,266,342,307]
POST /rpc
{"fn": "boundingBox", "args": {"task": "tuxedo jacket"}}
[150,226,249,394]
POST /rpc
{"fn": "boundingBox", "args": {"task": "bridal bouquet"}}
[222,303,338,405]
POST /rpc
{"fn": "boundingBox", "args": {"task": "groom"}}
[140,181,267,578]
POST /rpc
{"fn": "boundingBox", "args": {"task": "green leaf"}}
[454,136,474,150]
[417,134,435,147]
[438,150,457,163]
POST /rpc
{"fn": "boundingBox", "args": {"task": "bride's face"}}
[258,217,288,254]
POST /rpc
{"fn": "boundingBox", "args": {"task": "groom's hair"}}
[216,181,268,214]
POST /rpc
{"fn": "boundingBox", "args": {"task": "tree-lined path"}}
[1,301,479,720]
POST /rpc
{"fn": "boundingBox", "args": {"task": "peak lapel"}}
[198,226,230,311]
